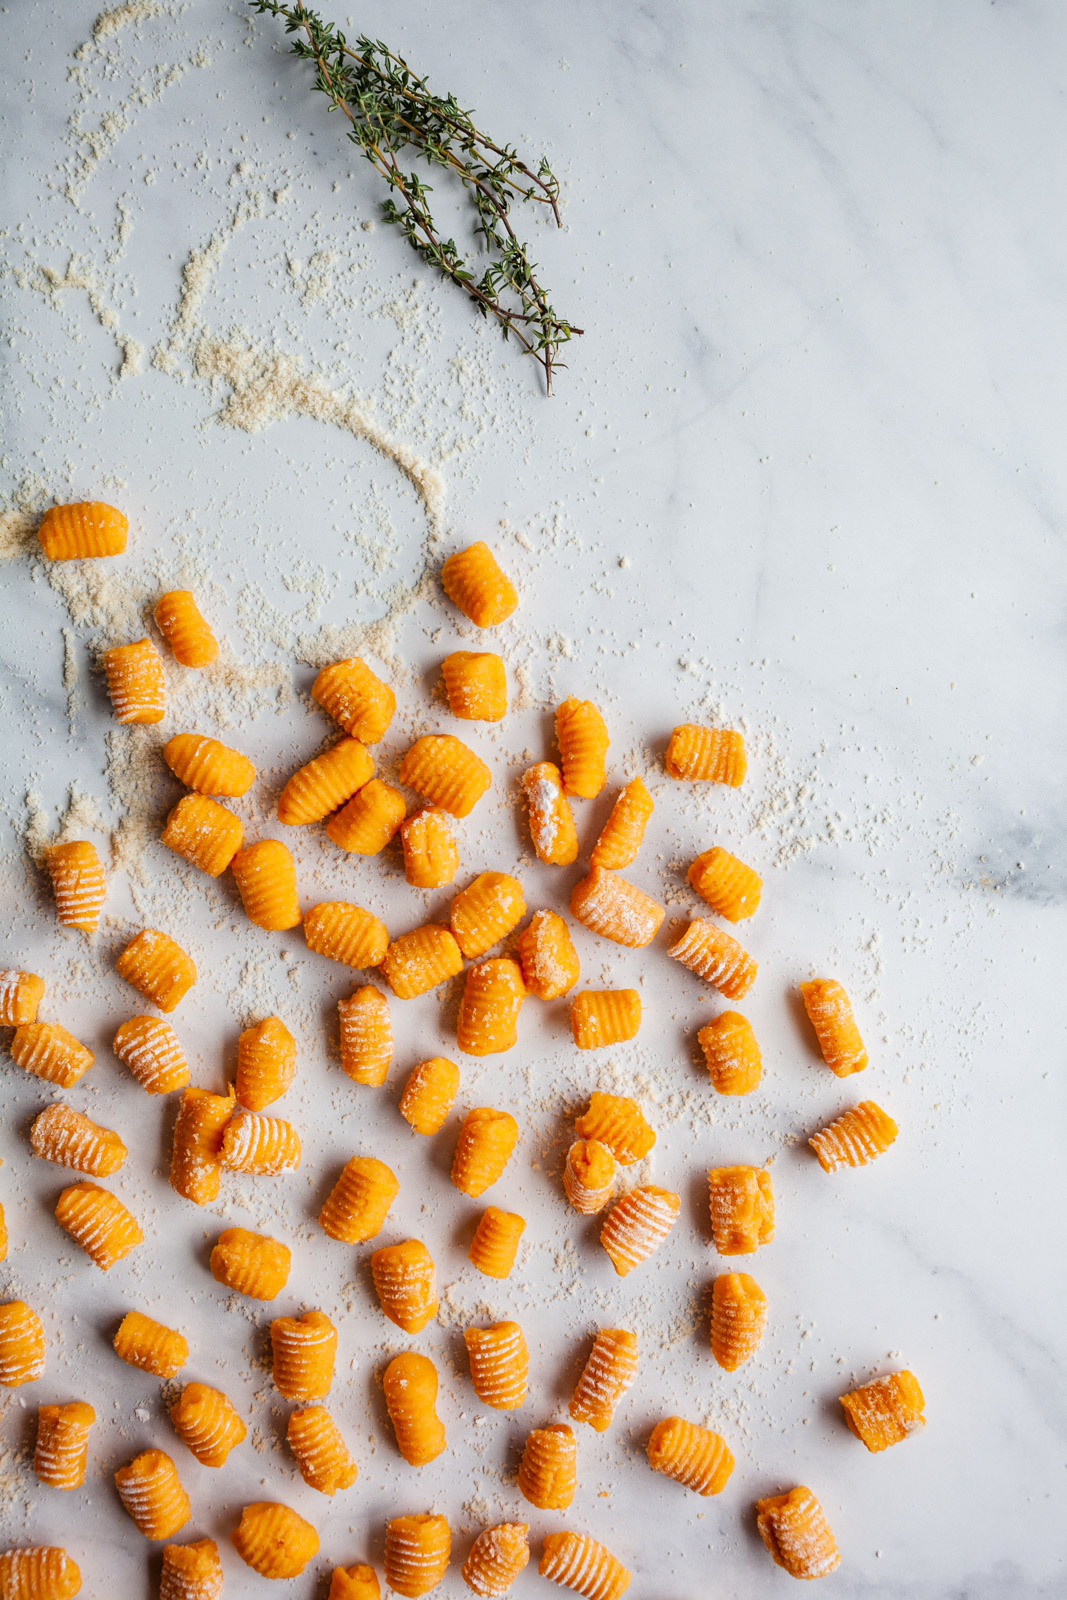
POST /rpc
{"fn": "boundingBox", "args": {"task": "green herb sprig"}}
[250,0,582,392]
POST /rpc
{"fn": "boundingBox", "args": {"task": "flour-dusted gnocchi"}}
[442,650,508,722]
[38,499,127,559]
[384,1513,451,1599]
[755,1486,841,1581]
[380,925,464,999]
[461,1524,530,1597]
[170,1381,247,1467]
[45,840,106,932]
[665,724,746,785]
[326,778,407,854]
[707,1166,775,1255]
[464,1321,528,1410]
[599,1186,680,1277]
[313,657,395,743]
[590,777,653,870]
[10,1021,94,1088]
[538,1531,631,1600]
[697,1011,762,1095]
[570,865,664,948]
[451,1107,519,1197]
[521,763,578,865]
[450,871,526,958]
[839,1370,925,1452]
[468,1207,525,1279]
[55,1182,143,1270]
[163,733,255,796]
[270,1310,338,1400]
[159,1539,224,1600]
[116,928,196,1012]
[570,989,641,1050]
[555,697,610,798]
[517,910,580,1000]
[319,1156,398,1243]
[161,793,243,875]
[371,1240,438,1333]
[113,1016,189,1094]
[0,969,44,1026]
[809,1101,898,1171]
[304,901,389,969]
[668,918,757,998]
[574,1093,655,1165]
[0,1547,82,1600]
[399,1057,460,1135]
[30,1103,126,1176]
[688,845,762,921]
[103,637,166,724]
[399,735,492,817]
[569,1328,638,1432]
[646,1416,734,1496]
[339,985,393,1084]
[517,1423,576,1511]
[232,839,302,931]
[327,1564,380,1600]
[114,1449,191,1540]
[170,1086,235,1205]
[456,959,525,1056]
[221,1111,302,1175]
[287,1405,358,1495]
[210,1227,291,1301]
[800,978,868,1077]
[400,806,459,888]
[112,1311,188,1378]
[235,1016,296,1110]
[563,1140,616,1214]
[709,1273,767,1371]
[0,1300,46,1386]
[34,1401,95,1490]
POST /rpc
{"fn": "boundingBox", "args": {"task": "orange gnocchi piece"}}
[468,1207,525,1279]
[35,1401,95,1490]
[231,1502,319,1579]
[707,1166,775,1255]
[539,1531,630,1600]
[113,1016,189,1095]
[235,1016,296,1110]
[161,793,243,875]
[304,901,389,969]
[384,1514,451,1599]
[103,637,165,724]
[287,1405,358,1495]
[30,1103,127,1176]
[647,1416,733,1496]
[574,1093,655,1165]
[312,657,395,743]
[221,1111,302,1175]
[840,1370,925,1452]
[441,541,517,627]
[210,1227,291,1301]
[517,910,580,1000]
[461,1524,530,1597]
[599,1186,680,1277]
[400,806,459,888]
[521,763,578,865]
[451,1107,519,1197]
[590,777,653,870]
[380,925,464,999]
[55,1182,143,1270]
[154,590,218,668]
[371,1240,438,1333]
[38,499,127,559]
[0,1547,81,1599]
[45,841,106,932]
[326,777,407,854]
[688,846,762,921]
[9,1021,93,1088]
[464,1321,528,1410]
[518,1423,576,1511]
[116,928,196,1012]
[555,697,610,798]
[0,969,44,1026]
[232,839,301,931]
[442,650,507,721]
[450,872,526,958]
[169,1086,234,1205]
[755,1486,841,1581]
[668,918,757,998]
[800,978,868,1077]
[319,1156,398,1243]
[163,732,254,796]
[809,1100,898,1171]
[278,737,374,825]
[339,985,392,1085]
[271,1310,337,1400]
[399,1057,460,1135]
[0,1300,46,1387]
[160,1539,224,1600]
[328,1566,380,1600]
[456,959,525,1056]
[114,1449,191,1539]
[170,1381,246,1467]
[570,866,664,948]
[383,1351,446,1466]
[113,1311,188,1378]
[563,1140,615,1214]
[709,1272,767,1371]
[665,724,746,785]
[570,989,641,1050]
[399,734,491,818]
[569,1328,638,1433]
[697,1011,762,1095]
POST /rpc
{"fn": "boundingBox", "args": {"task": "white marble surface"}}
[1,1,1065,1595]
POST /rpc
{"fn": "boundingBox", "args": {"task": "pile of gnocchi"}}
[0,502,924,1598]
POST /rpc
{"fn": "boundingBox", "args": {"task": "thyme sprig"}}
[250,0,582,392]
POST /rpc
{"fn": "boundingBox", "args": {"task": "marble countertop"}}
[0,2,1063,1596]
